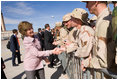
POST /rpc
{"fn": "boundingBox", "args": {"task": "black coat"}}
[10,35,20,52]
[44,30,56,50]
[37,32,43,47]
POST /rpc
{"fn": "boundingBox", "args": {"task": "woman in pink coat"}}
[18,21,60,79]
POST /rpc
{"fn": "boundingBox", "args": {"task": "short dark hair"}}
[45,24,50,29]
[12,29,17,33]
[38,28,41,32]
[112,1,117,4]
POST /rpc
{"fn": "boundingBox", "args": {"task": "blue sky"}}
[1,1,114,32]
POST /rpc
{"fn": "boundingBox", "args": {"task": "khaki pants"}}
[89,69,110,79]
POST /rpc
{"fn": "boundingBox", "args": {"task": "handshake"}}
[52,39,72,55]
[52,47,66,55]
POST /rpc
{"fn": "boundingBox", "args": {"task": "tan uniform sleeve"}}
[60,28,68,39]
[75,32,94,58]
[66,42,78,53]
[89,39,107,69]
[66,28,78,53]
[97,20,110,38]
[57,28,68,45]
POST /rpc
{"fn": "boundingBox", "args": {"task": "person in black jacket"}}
[1,58,7,79]
[44,24,59,68]
[37,28,44,51]
[10,29,22,66]
[44,24,56,50]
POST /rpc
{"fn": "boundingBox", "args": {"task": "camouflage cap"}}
[88,16,97,27]
[71,8,88,24]
[63,13,72,22]
[90,16,97,21]
[55,22,62,27]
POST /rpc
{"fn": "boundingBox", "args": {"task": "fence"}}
[59,52,117,79]
[1,31,12,40]
[1,31,21,40]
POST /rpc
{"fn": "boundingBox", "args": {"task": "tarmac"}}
[1,39,68,79]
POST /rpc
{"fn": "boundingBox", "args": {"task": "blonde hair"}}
[18,21,32,36]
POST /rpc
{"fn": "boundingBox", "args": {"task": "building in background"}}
[1,12,21,40]
[1,12,6,32]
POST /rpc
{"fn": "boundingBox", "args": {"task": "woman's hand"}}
[52,48,62,55]
[52,41,58,45]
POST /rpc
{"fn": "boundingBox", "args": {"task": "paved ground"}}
[1,39,68,79]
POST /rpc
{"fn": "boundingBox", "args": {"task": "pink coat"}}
[23,35,52,71]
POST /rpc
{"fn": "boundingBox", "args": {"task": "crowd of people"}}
[1,1,117,79]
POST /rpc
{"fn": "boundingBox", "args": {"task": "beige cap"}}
[63,13,72,22]
[90,16,97,21]
[71,8,88,24]
[88,15,97,23]
[88,16,97,27]
[55,22,62,27]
